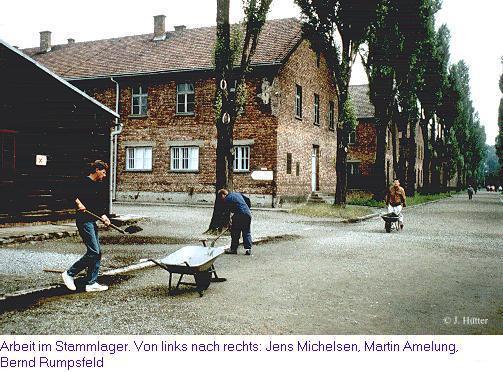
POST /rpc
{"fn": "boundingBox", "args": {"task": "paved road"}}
[1,192,501,334]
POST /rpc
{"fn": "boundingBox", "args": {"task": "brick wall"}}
[348,119,376,177]
[347,119,399,190]
[77,71,281,204]
[275,40,338,197]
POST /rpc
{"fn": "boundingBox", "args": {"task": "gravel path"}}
[1,192,501,334]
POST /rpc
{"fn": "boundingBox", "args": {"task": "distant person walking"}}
[62,160,111,292]
[467,185,474,200]
[385,179,406,230]
[218,189,252,256]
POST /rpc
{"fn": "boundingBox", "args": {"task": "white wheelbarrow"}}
[149,245,226,297]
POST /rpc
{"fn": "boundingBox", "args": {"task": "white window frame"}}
[126,146,152,171]
[348,162,360,176]
[348,130,356,145]
[328,101,335,130]
[295,84,302,118]
[176,82,195,114]
[234,146,250,172]
[314,93,320,125]
[132,85,148,115]
[170,146,199,171]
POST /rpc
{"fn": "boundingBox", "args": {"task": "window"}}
[328,101,335,130]
[295,85,302,118]
[170,146,199,171]
[132,85,147,115]
[347,162,360,176]
[234,146,250,172]
[348,130,356,145]
[126,147,152,171]
[296,162,300,177]
[316,52,321,68]
[177,83,195,114]
[286,153,292,174]
[0,131,16,174]
[314,94,320,125]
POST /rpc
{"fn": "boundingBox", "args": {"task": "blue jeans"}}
[230,214,252,251]
[68,220,102,285]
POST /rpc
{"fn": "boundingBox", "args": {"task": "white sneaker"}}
[85,283,108,292]
[62,271,76,291]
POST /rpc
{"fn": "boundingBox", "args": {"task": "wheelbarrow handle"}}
[83,210,126,235]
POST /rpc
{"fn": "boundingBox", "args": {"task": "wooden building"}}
[0,39,118,223]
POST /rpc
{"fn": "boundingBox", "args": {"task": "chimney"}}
[40,31,51,52]
[174,25,186,32]
[153,15,166,41]
[67,38,75,44]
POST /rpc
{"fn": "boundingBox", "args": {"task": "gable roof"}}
[22,18,302,80]
[1,38,119,118]
[349,84,374,119]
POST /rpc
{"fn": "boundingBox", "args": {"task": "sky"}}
[1,0,501,145]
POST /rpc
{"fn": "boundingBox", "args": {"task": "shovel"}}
[84,210,143,235]
[200,227,229,247]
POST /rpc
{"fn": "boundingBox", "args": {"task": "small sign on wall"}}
[251,170,273,181]
[36,155,47,166]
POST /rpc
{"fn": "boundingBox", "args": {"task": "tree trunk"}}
[430,119,440,193]
[391,112,399,180]
[396,112,408,189]
[335,127,347,205]
[373,119,387,201]
[420,118,430,193]
[456,163,462,191]
[208,0,233,231]
[335,86,349,206]
[406,119,417,197]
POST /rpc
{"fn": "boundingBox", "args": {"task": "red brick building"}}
[347,85,398,190]
[23,17,338,207]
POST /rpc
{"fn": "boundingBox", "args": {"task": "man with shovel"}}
[218,189,252,256]
[62,160,111,292]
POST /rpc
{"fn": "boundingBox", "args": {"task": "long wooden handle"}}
[210,227,229,247]
[83,210,126,234]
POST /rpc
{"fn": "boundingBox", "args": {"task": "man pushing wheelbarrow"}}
[383,179,406,232]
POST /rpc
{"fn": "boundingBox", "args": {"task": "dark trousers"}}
[68,220,102,285]
[230,214,252,251]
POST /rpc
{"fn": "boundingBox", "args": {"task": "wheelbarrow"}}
[381,212,401,233]
[149,245,225,297]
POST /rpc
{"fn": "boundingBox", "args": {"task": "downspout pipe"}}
[110,77,123,215]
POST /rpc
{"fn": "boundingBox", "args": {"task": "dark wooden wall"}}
[0,44,114,223]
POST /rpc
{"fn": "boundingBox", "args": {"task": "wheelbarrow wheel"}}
[195,270,212,291]
[385,221,391,233]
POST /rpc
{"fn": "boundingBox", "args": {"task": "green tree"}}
[496,57,503,184]
[393,0,440,196]
[485,145,501,185]
[437,64,461,188]
[360,0,401,201]
[429,25,451,193]
[450,61,472,189]
[295,0,379,205]
[416,23,450,193]
[209,0,272,230]
[439,60,485,191]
